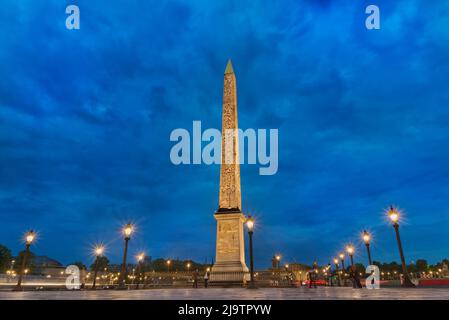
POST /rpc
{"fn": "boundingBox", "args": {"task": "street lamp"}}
[362,230,373,265]
[346,245,355,266]
[14,230,36,291]
[137,252,145,264]
[135,252,145,289]
[339,253,345,272]
[333,258,339,270]
[333,258,341,286]
[275,254,281,269]
[167,259,171,273]
[186,262,191,272]
[245,215,257,289]
[8,260,16,279]
[387,206,415,287]
[118,223,134,289]
[92,245,105,289]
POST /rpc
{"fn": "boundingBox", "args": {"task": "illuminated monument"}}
[210,60,249,283]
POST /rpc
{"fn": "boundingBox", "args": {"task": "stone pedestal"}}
[210,212,249,284]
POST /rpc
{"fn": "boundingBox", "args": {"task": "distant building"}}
[287,263,310,282]
[107,264,122,273]
[442,263,449,278]
[30,255,65,277]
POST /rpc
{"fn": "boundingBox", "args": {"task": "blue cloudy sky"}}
[1,0,449,267]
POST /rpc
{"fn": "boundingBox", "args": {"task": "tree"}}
[149,258,207,272]
[0,244,13,273]
[151,258,171,272]
[14,250,36,274]
[408,262,417,273]
[90,256,109,271]
[354,263,366,275]
[70,261,87,271]
[416,259,428,272]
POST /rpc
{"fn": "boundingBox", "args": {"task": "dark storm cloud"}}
[1,0,449,266]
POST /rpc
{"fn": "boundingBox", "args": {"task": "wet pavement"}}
[1,287,448,300]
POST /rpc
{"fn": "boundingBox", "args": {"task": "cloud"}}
[0,0,448,266]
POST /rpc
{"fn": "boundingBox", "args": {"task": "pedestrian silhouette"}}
[204,270,210,288]
[193,269,199,288]
[308,261,318,288]
[350,265,362,288]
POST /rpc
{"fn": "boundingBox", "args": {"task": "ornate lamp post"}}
[186,262,191,273]
[135,252,145,289]
[245,216,257,289]
[333,258,341,286]
[167,259,171,273]
[339,253,345,272]
[387,206,415,287]
[118,223,134,289]
[346,245,355,267]
[92,245,105,289]
[14,230,36,291]
[333,258,339,271]
[275,254,281,269]
[362,230,373,265]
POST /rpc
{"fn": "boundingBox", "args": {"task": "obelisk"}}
[210,60,249,283]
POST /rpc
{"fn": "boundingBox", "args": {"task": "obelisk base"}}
[210,212,249,285]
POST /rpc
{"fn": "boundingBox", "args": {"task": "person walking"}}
[193,269,199,288]
[204,270,210,288]
[350,265,362,288]
[308,262,318,288]
[308,269,317,288]
[327,263,332,286]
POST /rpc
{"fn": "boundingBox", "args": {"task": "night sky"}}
[1,0,449,268]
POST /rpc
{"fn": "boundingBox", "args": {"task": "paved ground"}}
[1,287,449,300]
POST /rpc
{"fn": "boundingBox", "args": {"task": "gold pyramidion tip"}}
[225,59,234,74]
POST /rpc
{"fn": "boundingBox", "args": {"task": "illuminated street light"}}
[13,230,36,291]
[346,245,355,267]
[9,260,16,275]
[92,245,105,289]
[186,262,191,272]
[388,206,399,224]
[275,254,281,269]
[387,206,415,287]
[123,224,134,239]
[245,215,257,289]
[135,252,145,289]
[137,252,145,263]
[167,259,171,273]
[95,246,104,257]
[333,258,339,272]
[333,258,339,269]
[362,230,373,265]
[118,223,134,289]
[25,232,35,245]
[333,258,341,286]
[339,252,345,273]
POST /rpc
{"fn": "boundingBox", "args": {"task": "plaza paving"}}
[1,287,448,300]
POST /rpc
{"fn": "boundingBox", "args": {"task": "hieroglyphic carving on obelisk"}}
[218,59,242,211]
